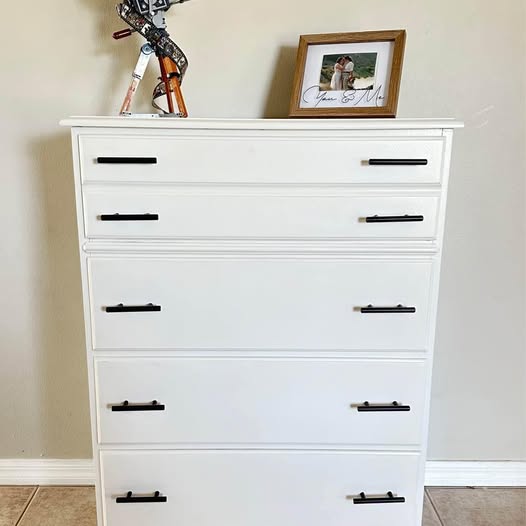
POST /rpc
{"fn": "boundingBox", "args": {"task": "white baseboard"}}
[0,459,525,487]
[425,461,526,487]
[0,459,95,486]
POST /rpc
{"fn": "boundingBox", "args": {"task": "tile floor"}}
[0,486,525,525]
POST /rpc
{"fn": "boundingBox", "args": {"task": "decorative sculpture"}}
[113,0,190,117]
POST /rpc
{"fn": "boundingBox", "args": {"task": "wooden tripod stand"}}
[114,1,190,117]
[117,41,188,117]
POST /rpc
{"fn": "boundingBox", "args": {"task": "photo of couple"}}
[331,55,355,90]
[319,53,378,92]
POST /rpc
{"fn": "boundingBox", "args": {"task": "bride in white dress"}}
[330,57,345,90]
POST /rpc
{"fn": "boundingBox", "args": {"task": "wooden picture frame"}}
[289,30,406,118]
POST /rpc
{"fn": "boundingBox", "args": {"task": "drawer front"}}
[101,450,421,526]
[79,134,444,185]
[83,188,440,240]
[89,258,433,351]
[96,358,426,446]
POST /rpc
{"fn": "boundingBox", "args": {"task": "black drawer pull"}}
[112,400,165,412]
[105,303,161,313]
[368,159,428,166]
[116,491,167,504]
[100,213,159,221]
[357,401,411,412]
[365,215,424,223]
[361,304,416,314]
[352,491,405,504]
[97,157,157,164]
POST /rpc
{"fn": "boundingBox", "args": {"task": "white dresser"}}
[62,117,461,526]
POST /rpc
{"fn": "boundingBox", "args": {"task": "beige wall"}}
[1,0,525,460]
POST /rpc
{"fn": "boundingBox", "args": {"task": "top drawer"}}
[79,135,445,185]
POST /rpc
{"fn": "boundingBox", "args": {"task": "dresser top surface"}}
[60,116,463,131]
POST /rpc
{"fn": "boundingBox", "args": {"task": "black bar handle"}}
[360,304,416,314]
[357,401,411,412]
[100,214,159,222]
[352,491,406,504]
[105,303,161,313]
[365,215,424,223]
[368,159,428,166]
[97,157,157,165]
[116,491,167,504]
[112,400,166,412]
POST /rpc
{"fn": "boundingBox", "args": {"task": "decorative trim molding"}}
[0,459,95,486]
[0,459,524,487]
[83,239,439,257]
[60,116,464,131]
[425,461,526,487]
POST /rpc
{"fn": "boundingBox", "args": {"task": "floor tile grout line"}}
[425,488,446,526]
[14,486,39,526]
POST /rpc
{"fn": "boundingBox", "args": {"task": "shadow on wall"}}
[263,46,298,119]
[29,133,92,458]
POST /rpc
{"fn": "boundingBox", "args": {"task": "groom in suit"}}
[342,56,355,90]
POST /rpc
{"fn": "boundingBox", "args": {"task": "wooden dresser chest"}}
[62,117,461,526]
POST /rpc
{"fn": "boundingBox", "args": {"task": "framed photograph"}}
[289,30,406,118]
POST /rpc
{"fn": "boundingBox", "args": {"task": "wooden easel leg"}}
[158,56,175,114]
[170,76,188,118]
[158,55,188,117]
